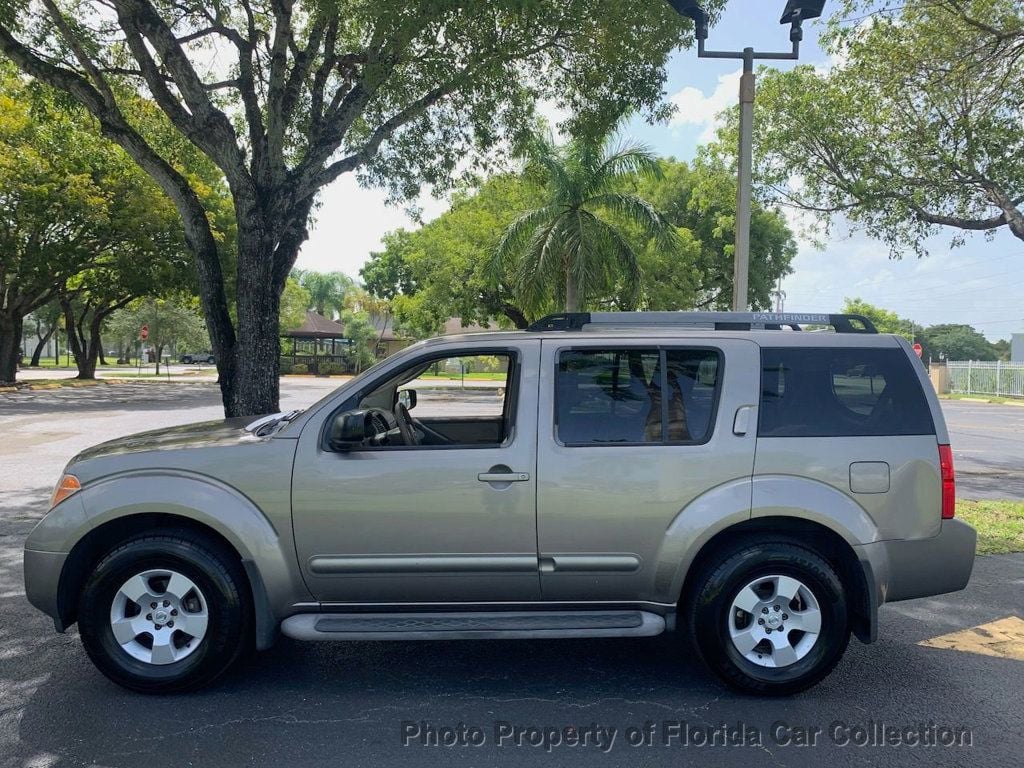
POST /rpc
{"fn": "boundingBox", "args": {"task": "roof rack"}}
[527,312,878,334]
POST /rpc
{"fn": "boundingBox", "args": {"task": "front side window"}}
[327,352,516,450]
[555,348,721,445]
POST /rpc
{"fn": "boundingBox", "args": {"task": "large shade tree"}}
[0,0,721,415]
[0,65,189,383]
[722,0,1024,257]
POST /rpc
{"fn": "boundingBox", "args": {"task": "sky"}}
[294,2,1024,342]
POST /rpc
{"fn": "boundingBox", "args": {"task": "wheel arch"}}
[678,516,876,644]
[55,512,281,650]
[39,471,308,650]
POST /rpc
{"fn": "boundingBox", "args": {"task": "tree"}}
[363,176,546,336]
[631,157,796,310]
[920,324,997,362]
[993,339,1011,362]
[0,66,178,382]
[107,298,208,374]
[841,298,918,341]
[494,130,679,313]
[724,0,1024,257]
[26,302,61,367]
[293,270,354,318]
[279,277,311,332]
[339,310,376,373]
[362,158,797,333]
[0,0,722,415]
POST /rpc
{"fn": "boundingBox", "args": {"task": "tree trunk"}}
[226,199,286,417]
[154,344,164,375]
[565,271,580,313]
[98,342,107,366]
[31,323,55,366]
[60,296,98,379]
[232,242,282,416]
[0,312,22,383]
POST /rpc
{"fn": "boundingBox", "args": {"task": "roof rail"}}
[527,312,878,334]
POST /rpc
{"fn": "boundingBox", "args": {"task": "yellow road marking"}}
[919,616,1024,661]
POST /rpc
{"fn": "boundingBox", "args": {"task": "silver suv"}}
[24,312,976,695]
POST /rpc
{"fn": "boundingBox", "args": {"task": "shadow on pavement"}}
[0,383,223,415]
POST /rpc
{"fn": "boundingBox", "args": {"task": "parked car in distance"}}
[24,312,975,694]
[179,352,215,364]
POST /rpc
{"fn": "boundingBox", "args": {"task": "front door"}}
[535,338,760,602]
[291,341,541,603]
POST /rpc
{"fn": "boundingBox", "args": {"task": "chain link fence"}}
[946,361,1024,398]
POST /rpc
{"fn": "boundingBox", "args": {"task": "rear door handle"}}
[477,472,530,483]
[733,405,754,436]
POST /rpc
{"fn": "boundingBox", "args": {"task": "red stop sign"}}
[140,325,149,341]
[913,343,923,358]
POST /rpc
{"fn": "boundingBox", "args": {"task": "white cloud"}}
[668,69,741,143]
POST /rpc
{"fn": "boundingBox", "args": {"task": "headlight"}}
[49,474,81,510]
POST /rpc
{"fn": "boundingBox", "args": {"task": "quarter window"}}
[555,348,721,445]
[759,347,934,437]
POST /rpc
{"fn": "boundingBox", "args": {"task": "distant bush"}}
[291,363,309,375]
[319,361,343,376]
[279,358,293,375]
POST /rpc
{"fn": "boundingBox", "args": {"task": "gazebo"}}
[281,311,351,374]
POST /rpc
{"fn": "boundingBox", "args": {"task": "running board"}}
[280,610,665,641]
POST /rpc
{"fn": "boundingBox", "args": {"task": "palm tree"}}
[493,131,678,313]
[293,270,354,318]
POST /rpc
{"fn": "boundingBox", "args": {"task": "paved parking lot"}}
[1,382,1022,767]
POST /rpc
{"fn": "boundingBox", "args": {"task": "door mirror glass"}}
[398,389,417,410]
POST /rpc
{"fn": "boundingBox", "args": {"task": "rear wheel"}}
[687,541,850,695]
[78,532,249,693]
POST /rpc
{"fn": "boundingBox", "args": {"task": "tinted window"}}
[556,349,720,445]
[759,347,934,437]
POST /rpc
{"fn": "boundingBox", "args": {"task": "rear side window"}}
[759,347,934,437]
[556,348,721,445]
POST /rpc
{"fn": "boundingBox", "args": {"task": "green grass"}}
[957,500,1024,555]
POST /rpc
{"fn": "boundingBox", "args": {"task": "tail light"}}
[938,444,955,519]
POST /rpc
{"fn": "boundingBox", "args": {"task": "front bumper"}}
[858,519,977,606]
[24,548,69,630]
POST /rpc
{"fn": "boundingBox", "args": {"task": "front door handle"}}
[477,471,530,483]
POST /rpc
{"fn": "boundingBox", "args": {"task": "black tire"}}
[686,540,850,696]
[78,531,250,693]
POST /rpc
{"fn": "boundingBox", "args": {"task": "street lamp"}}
[668,0,825,310]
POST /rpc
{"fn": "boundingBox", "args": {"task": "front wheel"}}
[78,532,250,693]
[687,541,850,695]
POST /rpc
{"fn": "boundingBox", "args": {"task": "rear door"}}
[534,337,761,602]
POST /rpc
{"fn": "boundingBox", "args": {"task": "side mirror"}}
[398,389,417,410]
[329,410,369,451]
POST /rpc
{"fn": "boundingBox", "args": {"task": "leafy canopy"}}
[362,156,797,337]
[715,0,1024,256]
[493,130,680,313]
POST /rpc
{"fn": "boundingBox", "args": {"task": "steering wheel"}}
[393,401,419,446]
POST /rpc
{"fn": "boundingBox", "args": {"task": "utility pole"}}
[668,1,825,311]
[772,275,787,313]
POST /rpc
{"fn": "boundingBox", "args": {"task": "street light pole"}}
[735,47,755,311]
[668,1,825,310]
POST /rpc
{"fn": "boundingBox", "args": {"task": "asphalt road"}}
[0,382,1022,767]
[941,399,1024,499]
